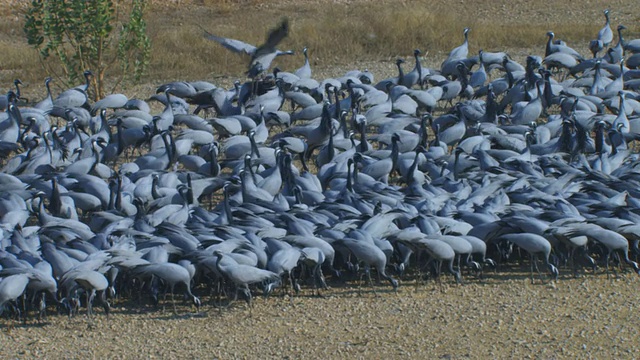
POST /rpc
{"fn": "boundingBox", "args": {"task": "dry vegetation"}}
[3,0,640,358]
[1,0,639,94]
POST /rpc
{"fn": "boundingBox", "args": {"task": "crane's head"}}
[548,264,559,281]
[192,295,201,313]
[103,299,111,318]
[390,278,399,291]
[454,270,462,284]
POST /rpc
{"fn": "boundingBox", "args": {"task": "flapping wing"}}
[251,18,290,63]
[201,26,256,56]
[264,18,289,50]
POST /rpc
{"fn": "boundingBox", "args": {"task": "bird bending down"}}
[498,233,559,284]
[131,263,201,314]
[213,251,280,312]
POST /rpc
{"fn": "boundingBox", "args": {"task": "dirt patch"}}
[3,271,640,358]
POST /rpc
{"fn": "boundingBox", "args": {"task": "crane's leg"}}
[87,290,96,317]
[171,286,177,315]
[11,301,22,323]
[529,254,535,284]
[242,285,253,317]
[314,264,327,297]
[37,293,46,322]
[612,251,620,279]
[161,281,168,313]
[437,260,444,293]
[533,255,544,284]
[21,293,27,324]
[365,266,377,297]
[570,247,577,277]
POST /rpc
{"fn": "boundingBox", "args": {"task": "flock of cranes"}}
[2,9,640,322]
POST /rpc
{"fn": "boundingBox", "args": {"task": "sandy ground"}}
[3,269,640,359]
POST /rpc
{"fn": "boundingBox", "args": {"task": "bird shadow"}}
[0,320,50,330]
[149,311,208,321]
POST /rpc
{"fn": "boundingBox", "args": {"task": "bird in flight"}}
[203,18,293,78]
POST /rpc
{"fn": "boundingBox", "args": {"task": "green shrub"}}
[23,0,151,99]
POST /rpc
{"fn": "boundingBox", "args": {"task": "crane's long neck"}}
[397,61,404,84]
[43,135,53,164]
[84,72,91,92]
[223,187,233,225]
[210,146,219,176]
[391,137,400,172]
[358,122,368,152]
[346,160,354,193]
[90,141,100,173]
[9,106,22,143]
[333,90,341,120]
[591,67,602,95]
[486,89,497,123]
[116,122,124,156]
[214,253,226,278]
[419,117,428,148]
[595,125,606,154]
[545,35,553,57]
[505,64,515,88]
[352,158,361,187]
[407,150,421,185]
[608,131,619,156]
[37,196,48,224]
[326,126,335,163]
[249,132,260,159]
[415,53,423,89]
[542,72,552,110]
[151,177,161,199]
[453,150,461,181]
[50,179,60,216]
[240,173,249,203]
[339,112,348,139]
[458,67,468,89]
[115,175,123,211]
[617,27,625,47]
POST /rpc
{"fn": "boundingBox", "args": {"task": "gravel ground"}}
[3,270,640,359]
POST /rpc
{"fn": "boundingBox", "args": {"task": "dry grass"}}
[1,0,639,95]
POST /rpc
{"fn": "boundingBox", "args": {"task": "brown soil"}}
[3,271,640,359]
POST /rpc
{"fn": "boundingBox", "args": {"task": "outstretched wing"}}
[264,18,289,49]
[201,26,256,56]
[252,18,289,61]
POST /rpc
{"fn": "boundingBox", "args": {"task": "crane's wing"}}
[264,18,289,49]
[252,18,290,61]
[201,26,256,56]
